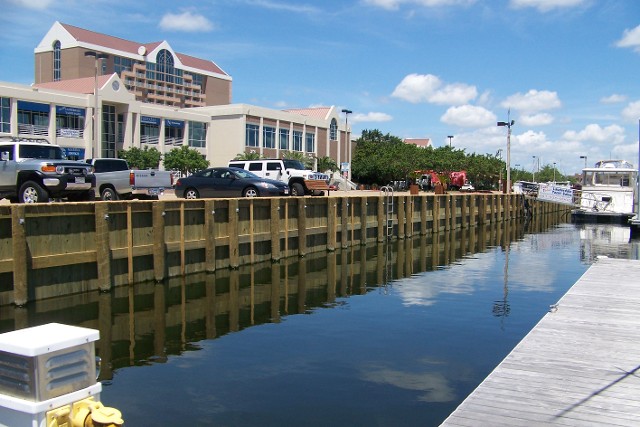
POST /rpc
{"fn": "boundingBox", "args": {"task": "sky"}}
[2,0,640,176]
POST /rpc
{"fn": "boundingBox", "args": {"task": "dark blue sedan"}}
[174,167,289,199]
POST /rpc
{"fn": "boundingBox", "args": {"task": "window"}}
[53,41,61,81]
[188,121,207,148]
[0,97,9,133]
[165,120,184,146]
[305,132,315,153]
[140,116,160,144]
[293,130,303,151]
[330,118,338,140]
[279,128,289,150]
[267,162,282,171]
[17,101,49,136]
[102,104,116,158]
[114,56,134,74]
[55,106,85,138]
[154,49,183,85]
[263,126,276,148]
[249,162,262,172]
[246,124,259,147]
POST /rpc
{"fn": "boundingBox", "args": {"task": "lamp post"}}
[532,156,537,183]
[553,162,556,183]
[447,135,453,148]
[579,155,587,170]
[85,51,109,159]
[497,111,515,194]
[341,109,352,190]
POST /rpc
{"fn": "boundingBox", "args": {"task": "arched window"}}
[330,118,338,140]
[53,41,61,81]
[156,49,175,83]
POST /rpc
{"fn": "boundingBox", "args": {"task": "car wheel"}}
[19,181,49,203]
[291,182,305,196]
[243,187,258,197]
[101,187,118,201]
[185,188,199,199]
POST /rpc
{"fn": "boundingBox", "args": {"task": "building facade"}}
[0,76,352,169]
[35,22,232,108]
[0,22,353,171]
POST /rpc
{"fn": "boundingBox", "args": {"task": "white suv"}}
[228,158,330,196]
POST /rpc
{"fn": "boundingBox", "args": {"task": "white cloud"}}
[391,74,477,105]
[501,89,561,113]
[363,0,476,10]
[562,124,625,144]
[600,94,627,104]
[159,11,215,32]
[245,0,321,14]
[440,105,496,128]
[352,112,393,123]
[8,0,53,9]
[621,101,640,123]
[616,25,640,53]
[509,0,587,13]
[519,113,554,126]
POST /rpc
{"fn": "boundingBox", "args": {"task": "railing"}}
[18,123,48,137]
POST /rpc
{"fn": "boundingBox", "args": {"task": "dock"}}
[442,257,640,426]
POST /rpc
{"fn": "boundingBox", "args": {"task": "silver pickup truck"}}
[87,158,174,201]
[0,137,95,203]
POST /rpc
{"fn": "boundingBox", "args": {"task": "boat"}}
[572,159,637,224]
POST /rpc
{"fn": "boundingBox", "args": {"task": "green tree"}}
[163,146,209,176]
[316,156,338,173]
[234,150,262,160]
[280,151,314,169]
[118,146,162,169]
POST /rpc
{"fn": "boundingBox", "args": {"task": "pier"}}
[442,257,640,426]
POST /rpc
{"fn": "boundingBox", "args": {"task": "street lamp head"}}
[510,120,515,126]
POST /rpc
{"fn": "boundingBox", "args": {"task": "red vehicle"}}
[415,170,468,191]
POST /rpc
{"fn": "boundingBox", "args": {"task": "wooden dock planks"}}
[442,257,640,426]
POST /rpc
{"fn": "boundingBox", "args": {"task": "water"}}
[2,221,639,426]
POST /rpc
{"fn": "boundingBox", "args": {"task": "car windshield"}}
[19,145,66,160]
[282,159,307,170]
[230,168,260,179]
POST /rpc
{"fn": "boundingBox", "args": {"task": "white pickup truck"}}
[87,158,174,201]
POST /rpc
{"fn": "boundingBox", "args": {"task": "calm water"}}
[2,221,639,426]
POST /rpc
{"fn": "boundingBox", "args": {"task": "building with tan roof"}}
[0,22,353,172]
[35,22,231,108]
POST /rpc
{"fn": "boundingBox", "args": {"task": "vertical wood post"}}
[298,198,307,257]
[270,199,281,261]
[205,200,216,272]
[461,195,468,228]
[433,195,440,233]
[11,205,27,306]
[94,203,112,291]
[377,195,385,243]
[420,196,427,235]
[341,198,349,248]
[360,197,367,245]
[327,198,337,251]
[126,204,134,284]
[179,203,186,275]
[405,196,413,238]
[152,202,166,281]
[444,194,451,231]
[398,196,406,239]
[229,199,239,268]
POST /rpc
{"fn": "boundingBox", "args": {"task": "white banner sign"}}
[537,183,575,206]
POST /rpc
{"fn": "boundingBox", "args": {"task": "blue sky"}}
[2,0,640,176]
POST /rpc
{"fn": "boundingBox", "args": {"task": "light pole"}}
[447,135,453,148]
[85,51,109,159]
[579,155,587,170]
[553,162,556,183]
[532,156,537,182]
[341,109,352,190]
[497,111,515,194]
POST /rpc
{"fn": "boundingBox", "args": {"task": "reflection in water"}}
[1,219,527,378]
[3,217,636,426]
